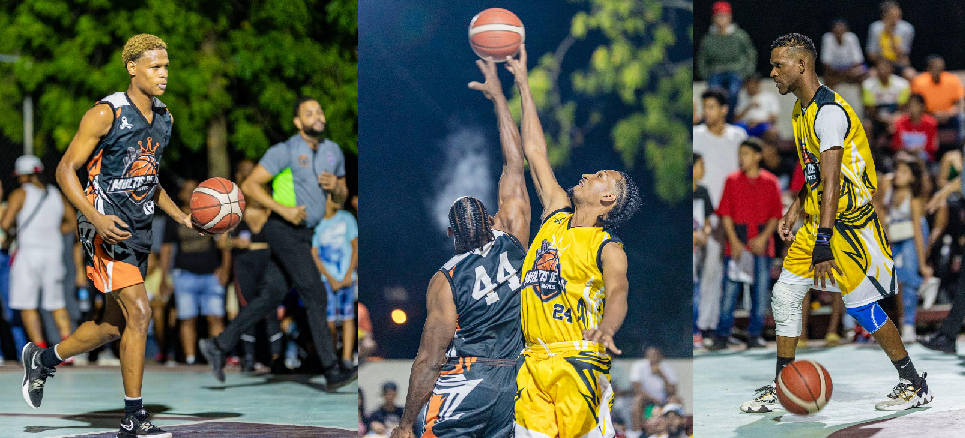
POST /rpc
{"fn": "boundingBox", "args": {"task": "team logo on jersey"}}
[118,117,133,130]
[522,239,567,302]
[800,138,820,190]
[106,137,159,203]
[298,154,309,167]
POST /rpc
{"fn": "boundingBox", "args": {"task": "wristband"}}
[813,227,834,264]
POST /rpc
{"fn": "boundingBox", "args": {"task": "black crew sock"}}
[40,346,63,368]
[776,356,795,381]
[893,355,919,383]
[124,397,143,416]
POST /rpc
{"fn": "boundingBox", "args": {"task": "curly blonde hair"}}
[122,34,167,66]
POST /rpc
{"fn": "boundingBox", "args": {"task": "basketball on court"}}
[190,177,245,234]
[468,8,524,61]
[777,360,833,415]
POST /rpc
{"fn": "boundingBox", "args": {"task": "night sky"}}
[359,0,693,359]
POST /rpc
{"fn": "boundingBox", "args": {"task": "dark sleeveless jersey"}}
[439,230,526,360]
[83,92,172,253]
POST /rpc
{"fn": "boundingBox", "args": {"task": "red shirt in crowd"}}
[717,169,784,257]
[892,113,938,161]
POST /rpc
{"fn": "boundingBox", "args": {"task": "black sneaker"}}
[21,342,56,409]
[241,354,256,373]
[324,366,358,393]
[117,408,172,438]
[707,336,728,351]
[919,332,957,354]
[198,339,226,382]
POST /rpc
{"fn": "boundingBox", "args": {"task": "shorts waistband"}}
[445,357,516,367]
[523,340,605,358]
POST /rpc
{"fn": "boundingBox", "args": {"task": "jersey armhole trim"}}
[95,101,119,143]
[815,102,851,149]
[597,236,624,272]
[541,207,574,226]
[503,232,525,251]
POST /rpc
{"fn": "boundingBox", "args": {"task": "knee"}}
[127,300,153,331]
[772,282,807,337]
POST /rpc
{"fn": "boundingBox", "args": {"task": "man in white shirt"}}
[629,347,678,405]
[862,58,910,148]
[821,19,866,90]
[693,87,747,338]
[736,74,781,143]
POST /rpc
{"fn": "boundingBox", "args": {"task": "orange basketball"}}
[190,177,245,234]
[468,8,525,61]
[535,252,557,271]
[777,360,833,415]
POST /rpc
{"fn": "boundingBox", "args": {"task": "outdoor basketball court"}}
[0,364,355,437]
[694,341,965,437]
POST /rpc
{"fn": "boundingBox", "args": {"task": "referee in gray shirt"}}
[200,97,356,391]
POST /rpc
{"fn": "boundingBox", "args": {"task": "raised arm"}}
[469,57,531,247]
[505,45,571,220]
[393,272,457,437]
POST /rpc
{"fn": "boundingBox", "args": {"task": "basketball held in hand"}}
[469,8,525,61]
[190,177,245,234]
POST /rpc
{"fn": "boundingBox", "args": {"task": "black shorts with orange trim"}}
[413,357,519,438]
[77,214,149,293]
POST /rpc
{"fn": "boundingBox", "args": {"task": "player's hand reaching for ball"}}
[91,213,131,244]
[468,57,503,101]
[279,205,307,225]
[583,328,622,355]
[505,44,528,85]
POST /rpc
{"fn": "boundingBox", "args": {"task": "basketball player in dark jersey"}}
[392,57,531,438]
[20,34,187,438]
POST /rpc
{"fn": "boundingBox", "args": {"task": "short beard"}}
[303,126,324,137]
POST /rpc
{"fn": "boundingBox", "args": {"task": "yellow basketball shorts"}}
[514,341,614,438]
[779,204,896,308]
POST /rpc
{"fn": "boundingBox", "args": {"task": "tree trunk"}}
[207,113,228,178]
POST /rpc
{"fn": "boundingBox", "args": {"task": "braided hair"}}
[449,196,495,253]
[601,171,641,230]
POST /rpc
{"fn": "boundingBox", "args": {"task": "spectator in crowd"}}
[922,171,965,352]
[863,59,910,149]
[693,87,747,342]
[866,1,915,80]
[369,382,404,433]
[697,1,756,121]
[911,55,964,155]
[693,153,713,348]
[886,158,932,343]
[312,192,358,371]
[662,403,688,438]
[358,301,376,361]
[630,347,678,406]
[0,156,76,355]
[892,93,938,162]
[735,73,781,143]
[710,138,783,350]
[159,178,230,365]
[227,160,284,372]
[760,142,804,196]
[821,19,866,90]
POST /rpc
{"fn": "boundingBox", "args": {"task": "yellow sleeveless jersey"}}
[519,209,622,346]
[792,85,877,217]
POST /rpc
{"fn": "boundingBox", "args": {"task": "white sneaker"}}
[875,373,933,411]
[740,384,784,413]
[902,325,917,344]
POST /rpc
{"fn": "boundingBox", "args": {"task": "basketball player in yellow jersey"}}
[506,46,641,438]
[741,33,932,415]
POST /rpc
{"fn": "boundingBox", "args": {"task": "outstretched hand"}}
[504,44,528,83]
[468,57,503,101]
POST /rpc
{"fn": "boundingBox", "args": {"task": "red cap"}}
[713,1,732,15]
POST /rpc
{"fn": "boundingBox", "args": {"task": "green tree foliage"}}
[0,0,357,175]
[509,0,692,203]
